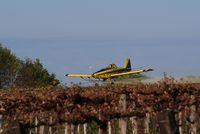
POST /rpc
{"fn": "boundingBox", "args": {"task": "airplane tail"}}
[124,58,131,69]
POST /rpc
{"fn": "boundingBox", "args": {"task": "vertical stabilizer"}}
[124,58,131,69]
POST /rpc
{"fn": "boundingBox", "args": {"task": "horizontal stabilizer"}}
[144,68,154,72]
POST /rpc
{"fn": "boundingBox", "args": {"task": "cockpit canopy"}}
[106,64,117,69]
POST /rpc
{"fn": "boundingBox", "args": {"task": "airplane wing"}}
[110,69,153,77]
[65,74,92,78]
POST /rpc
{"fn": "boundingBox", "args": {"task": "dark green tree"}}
[0,44,59,88]
[0,44,20,88]
[15,58,59,87]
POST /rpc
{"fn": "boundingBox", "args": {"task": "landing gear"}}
[108,78,115,85]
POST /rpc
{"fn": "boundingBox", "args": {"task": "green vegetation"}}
[0,44,59,88]
[0,44,20,88]
[15,58,59,87]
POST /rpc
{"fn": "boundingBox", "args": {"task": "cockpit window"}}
[106,64,117,68]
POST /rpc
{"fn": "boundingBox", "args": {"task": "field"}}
[0,77,200,134]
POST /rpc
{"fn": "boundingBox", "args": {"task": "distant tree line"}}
[0,44,59,89]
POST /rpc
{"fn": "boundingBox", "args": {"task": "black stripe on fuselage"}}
[93,68,131,76]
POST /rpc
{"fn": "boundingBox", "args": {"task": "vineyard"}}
[0,77,200,134]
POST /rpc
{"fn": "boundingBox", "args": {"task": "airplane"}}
[65,58,153,81]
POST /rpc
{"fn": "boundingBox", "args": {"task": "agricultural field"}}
[1,0,200,134]
[0,77,200,134]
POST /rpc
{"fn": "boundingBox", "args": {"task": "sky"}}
[1,0,200,39]
[0,1,200,84]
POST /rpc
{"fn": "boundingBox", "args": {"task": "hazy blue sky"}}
[1,1,200,84]
[1,0,200,39]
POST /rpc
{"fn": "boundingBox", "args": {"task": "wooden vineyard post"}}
[48,116,53,134]
[98,111,102,134]
[64,124,75,134]
[98,111,106,134]
[119,94,127,134]
[83,123,87,134]
[178,111,183,134]
[131,117,138,134]
[77,124,80,134]
[29,129,32,134]
[131,99,138,134]
[35,117,38,134]
[64,123,70,134]
[0,115,2,133]
[38,125,45,134]
[108,121,112,134]
[71,124,75,134]
[157,110,179,134]
[189,95,197,134]
[144,112,150,134]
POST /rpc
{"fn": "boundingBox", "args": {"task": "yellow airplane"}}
[65,58,153,81]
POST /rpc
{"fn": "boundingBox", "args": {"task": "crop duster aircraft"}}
[65,58,153,81]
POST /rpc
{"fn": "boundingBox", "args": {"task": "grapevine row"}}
[0,78,200,130]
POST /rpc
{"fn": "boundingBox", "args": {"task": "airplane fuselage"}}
[92,67,131,79]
